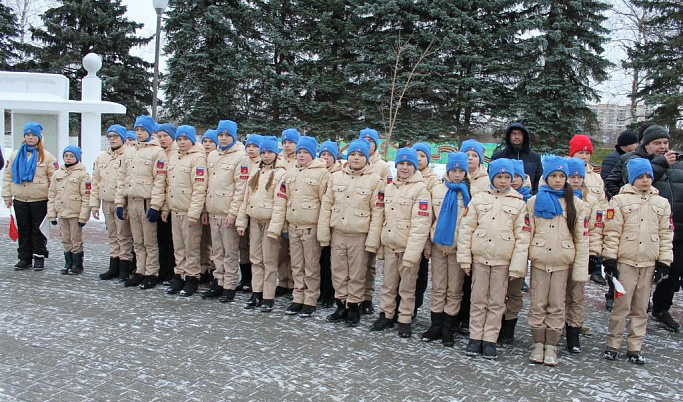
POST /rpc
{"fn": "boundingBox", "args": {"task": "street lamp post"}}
[152,0,168,120]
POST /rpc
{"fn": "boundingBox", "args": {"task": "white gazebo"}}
[0,53,126,172]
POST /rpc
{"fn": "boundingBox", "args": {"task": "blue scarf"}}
[11,144,38,184]
[433,180,471,246]
[533,185,565,218]
[573,189,583,200]
[517,186,532,201]
[219,141,236,151]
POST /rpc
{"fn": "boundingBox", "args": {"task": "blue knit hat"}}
[134,116,156,136]
[176,125,197,144]
[346,139,370,161]
[23,122,43,140]
[319,141,339,161]
[296,136,318,157]
[413,143,431,164]
[259,136,280,154]
[245,134,262,148]
[488,158,514,182]
[460,139,484,164]
[63,145,82,163]
[157,123,177,140]
[217,120,238,141]
[126,130,136,141]
[281,128,301,144]
[359,128,379,147]
[512,159,525,179]
[542,155,569,181]
[567,157,586,178]
[627,158,654,185]
[446,152,469,174]
[395,147,418,169]
[107,124,127,143]
[202,129,218,145]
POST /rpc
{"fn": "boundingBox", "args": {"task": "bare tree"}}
[10,0,54,44]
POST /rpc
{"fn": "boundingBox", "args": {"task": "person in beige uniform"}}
[48,145,91,275]
[162,126,208,297]
[421,152,470,347]
[156,123,178,285]
[270,136,330,317]
[318,140,342,308]
[603,159,673,364]
[201,119,250,303]
[91,124,134,281]
[359,128,391,315]
[115,115,167,290]
[458,158,530,359]
[370,148,431,338]
[199,129,218,282]
[275,128,300,297]
[461,139,490,196]
[236,136,287,312]
[3,122,57,270]
[236,133,262,292]
[318,139,383,326]
[526,156,588,366]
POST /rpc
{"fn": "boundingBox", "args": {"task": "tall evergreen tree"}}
[0,3,19,70]
[22,0,153,126]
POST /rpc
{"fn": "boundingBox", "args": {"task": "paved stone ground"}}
[1,217,683,401]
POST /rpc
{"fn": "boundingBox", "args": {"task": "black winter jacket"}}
[491,123,543,193]
[600,147,625,182]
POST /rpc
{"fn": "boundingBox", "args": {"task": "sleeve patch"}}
[606,209,614,220]
[54,162,59,169]
[418,211,430,217]
[196,167,205,176]
[241,165,249,174]
[594,222,604,228]
[584,217,589,228]
[387,176,393,184]
[85,181,91,190]
[524,213,530,226]
[419,200,429,211]
[156,160,165,169]
[596,210,603,222]
[522,226,531,232]
[378,190,384,201]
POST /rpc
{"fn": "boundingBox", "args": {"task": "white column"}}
[80,53,103,173]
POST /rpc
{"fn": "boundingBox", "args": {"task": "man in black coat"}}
[600,130,638,184]
[491,123,543,193]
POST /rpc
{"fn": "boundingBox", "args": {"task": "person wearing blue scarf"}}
[526,155,587,367]
[421,152,471,346]
[457,156,530,360]
[4,122,58,270]
[567,157,586,200]
[511,159,532,201]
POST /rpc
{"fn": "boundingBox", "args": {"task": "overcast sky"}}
[122,0,631,106]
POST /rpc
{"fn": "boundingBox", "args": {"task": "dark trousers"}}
[157,218,175,281]
[457,273,472,325]
[415,254,429,311]
[653,240,683,313]
[319,245,334,301]
[14,200,48,260]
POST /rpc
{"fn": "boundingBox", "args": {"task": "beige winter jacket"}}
[456,188,530,277]
[90,146,126,208]
[162,141,179,161]
[602,184,673,267]
[526,195,590,282]
[205,142,250,219]
[269,158,330,237]
[369,151,391,181]
[427,179,468,255]
[47,163,91,224]
[236,159,288,230]
[278,151,297,170]
[582,186,608,257]
[469,165,490,195]
[329,160,344,174]
[165,144,207,222]
[115,138,167,210]
[3,149,57,203]
[420,166,441,191]
[380,171,432,268]
[317,164,384,252]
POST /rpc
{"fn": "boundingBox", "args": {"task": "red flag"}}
[9,214,18,242]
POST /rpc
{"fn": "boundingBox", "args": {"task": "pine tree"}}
[22,0,153,126]
[510,1,612,151]
[0,3,19,70]
[628,0,683,138]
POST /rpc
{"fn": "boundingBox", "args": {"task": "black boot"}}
[14,259,32,270]
[167,274,184,294]
[260,299,274,312]
[219,288,236,303]
[465,339,483,356]
[202,279,223,299]
[71,252,84,275]
[370,313,394,331]
[361,300,375,315]
[140,275,157,289]
[421,312,444,342]
[441,314,458,347]
[236,263,252,292]
[199,272,212,284]
[244,292,263,309]
[125,273,144,287]
[33,255,46,271]
[180,276,199,297]
[398,322,412,338]
[566,324,581,353]
[118,260,134,282]
[99,257,120,280]
[60,252,73,275]
[326,299,348,323]
[346,303,361,327]
[498,318,517,345]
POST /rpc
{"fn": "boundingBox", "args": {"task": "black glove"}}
[603,259,619,279]
[588,255,600,275]
[654,261,670,285]
[146,208,160,223]
[50,220,58,226]
[116,207,125,220]
[78,222,86,228]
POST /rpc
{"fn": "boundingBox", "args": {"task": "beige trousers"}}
[200,222,213,274]
[364,253,376,301]
[128,197,159,276]
[565,277,586,328]
[249,219,281,299]
[278,236,294,289]
[289,227,322,306]
[210,217,239,289]
[504,277,524,320]
[429,248,465,316]
[528,266,569,346]
[171,213,202,279]
[102,200,133,260]
[469,262,509,343]
[379,251,418,324]
[331,231,369,304]
[59,217,83,253]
